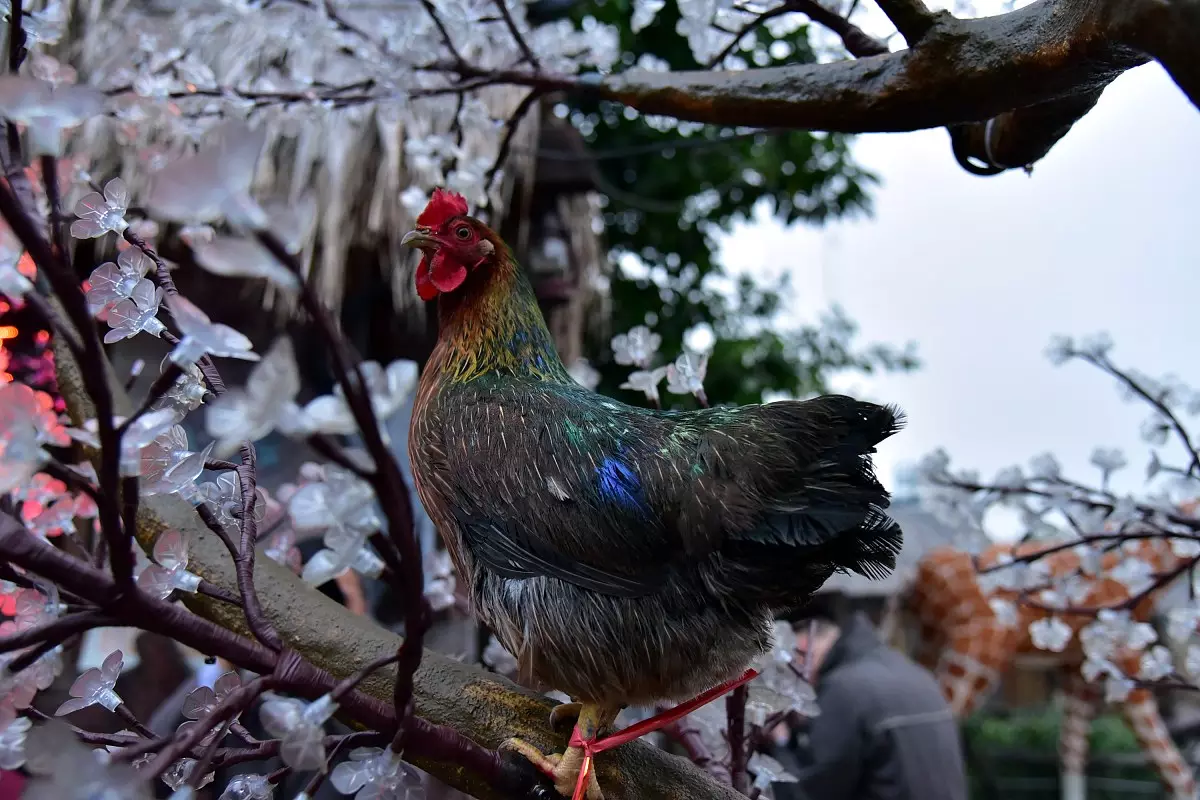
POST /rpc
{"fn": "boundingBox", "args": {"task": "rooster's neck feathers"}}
[430,244,573,385]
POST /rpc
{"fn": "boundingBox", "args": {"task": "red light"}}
[34,330,49,345]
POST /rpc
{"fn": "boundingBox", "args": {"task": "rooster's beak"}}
[401,229,438,250]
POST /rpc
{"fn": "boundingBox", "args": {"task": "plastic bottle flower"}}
[330,746,423,799]
[665,348,709,400]
[55,649,124,716]
[21,720,150,800]
[0,713,30,770]
[566,358,600,391]
[424,549,456,612]
[0,223,31,299]
[86,249,153,319]
[103,278,167,343]
[117,407,178,476]
[619,366,668,405]
[1029,616,1073,653]
[302,360,418,437]
[0,383,69,493]
[160,756,213,791]
[146,119,268,228]
[136,530,203,600]
[219,774,274,799]
[152,363,208,417]
[289,466,385,586]
[205,337,309,457]
[179,671,241,741]
[263,525,303,575]
[259,693,339,770]
[747,752,797,793]
[191,235,299,293]
[0,76,104,156]
[167,294,259,366]
[611,325,661,369]
[71,177,130,239]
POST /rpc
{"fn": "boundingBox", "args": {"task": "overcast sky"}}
[716,62,1200,537]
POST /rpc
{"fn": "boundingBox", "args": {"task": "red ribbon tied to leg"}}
[566,668,759,800]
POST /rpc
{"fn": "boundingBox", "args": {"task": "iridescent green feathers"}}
[413,203,904,612]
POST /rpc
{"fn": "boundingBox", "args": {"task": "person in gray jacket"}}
[768,602,968,800]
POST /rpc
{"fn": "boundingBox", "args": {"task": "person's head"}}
[788,594,843,674]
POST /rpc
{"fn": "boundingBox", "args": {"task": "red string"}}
[567,667,759,800]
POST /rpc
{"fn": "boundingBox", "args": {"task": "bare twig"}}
[486,89,542,199]
[421,0,468,67]
[493,0,540,68]
[706,3,798,68]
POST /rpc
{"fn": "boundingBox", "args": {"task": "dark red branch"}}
[235,446,283,651]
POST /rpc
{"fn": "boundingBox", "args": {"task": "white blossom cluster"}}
[918,333,1200,701]
[602,323,711,405]
[25,0,623,309]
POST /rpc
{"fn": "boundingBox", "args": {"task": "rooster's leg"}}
[501,703,619,800]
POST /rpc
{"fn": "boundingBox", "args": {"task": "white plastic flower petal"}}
[260,693,338,771]
[0,383,68,492]
[0,223,31,299]
[611,325,661,368]
[55,649,124,715]
[330,746,421,799]
[205,337,305,457]
[144,442,214,502]
[566,357,600,391]
[146,120,268,227]
[103,278,166,343]
[748,752,797,791]
[86,249,153,317]
[286,466,380,536]
[0,715,31,770]
[301,542,384,586]
[219,773,274,800]
[15,585,67,626]
[118,407,178,476]
[666,348,709,397]
[21,719,150,799]
[137,530,202,599]
[191,235,299,292]
[1029,617,1073,652]
[167,294,259,366]
[619,366,668,404]
[0,76,104,156]
[71,178,130,239]
[161,757,213,791]
[1138,645,1174,681]
[301,359,417,437]
[153,363,208,415]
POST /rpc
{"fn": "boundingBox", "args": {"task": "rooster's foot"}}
[549,701,583,730]
[499,737,603,799]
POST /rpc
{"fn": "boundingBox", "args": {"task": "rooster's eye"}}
[454,226,471,240]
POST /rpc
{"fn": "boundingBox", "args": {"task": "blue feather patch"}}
[596,458,645,511]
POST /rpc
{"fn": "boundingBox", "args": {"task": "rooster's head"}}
[401,188,497,301]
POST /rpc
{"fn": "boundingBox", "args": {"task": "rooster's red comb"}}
[417,188,469,228]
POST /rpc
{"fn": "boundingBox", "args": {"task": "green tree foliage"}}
[549,0,920,407]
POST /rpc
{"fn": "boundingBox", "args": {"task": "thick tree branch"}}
[597,0,1158,132]
[48,332,743,800]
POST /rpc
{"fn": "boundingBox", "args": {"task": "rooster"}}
[403,189,904,798]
